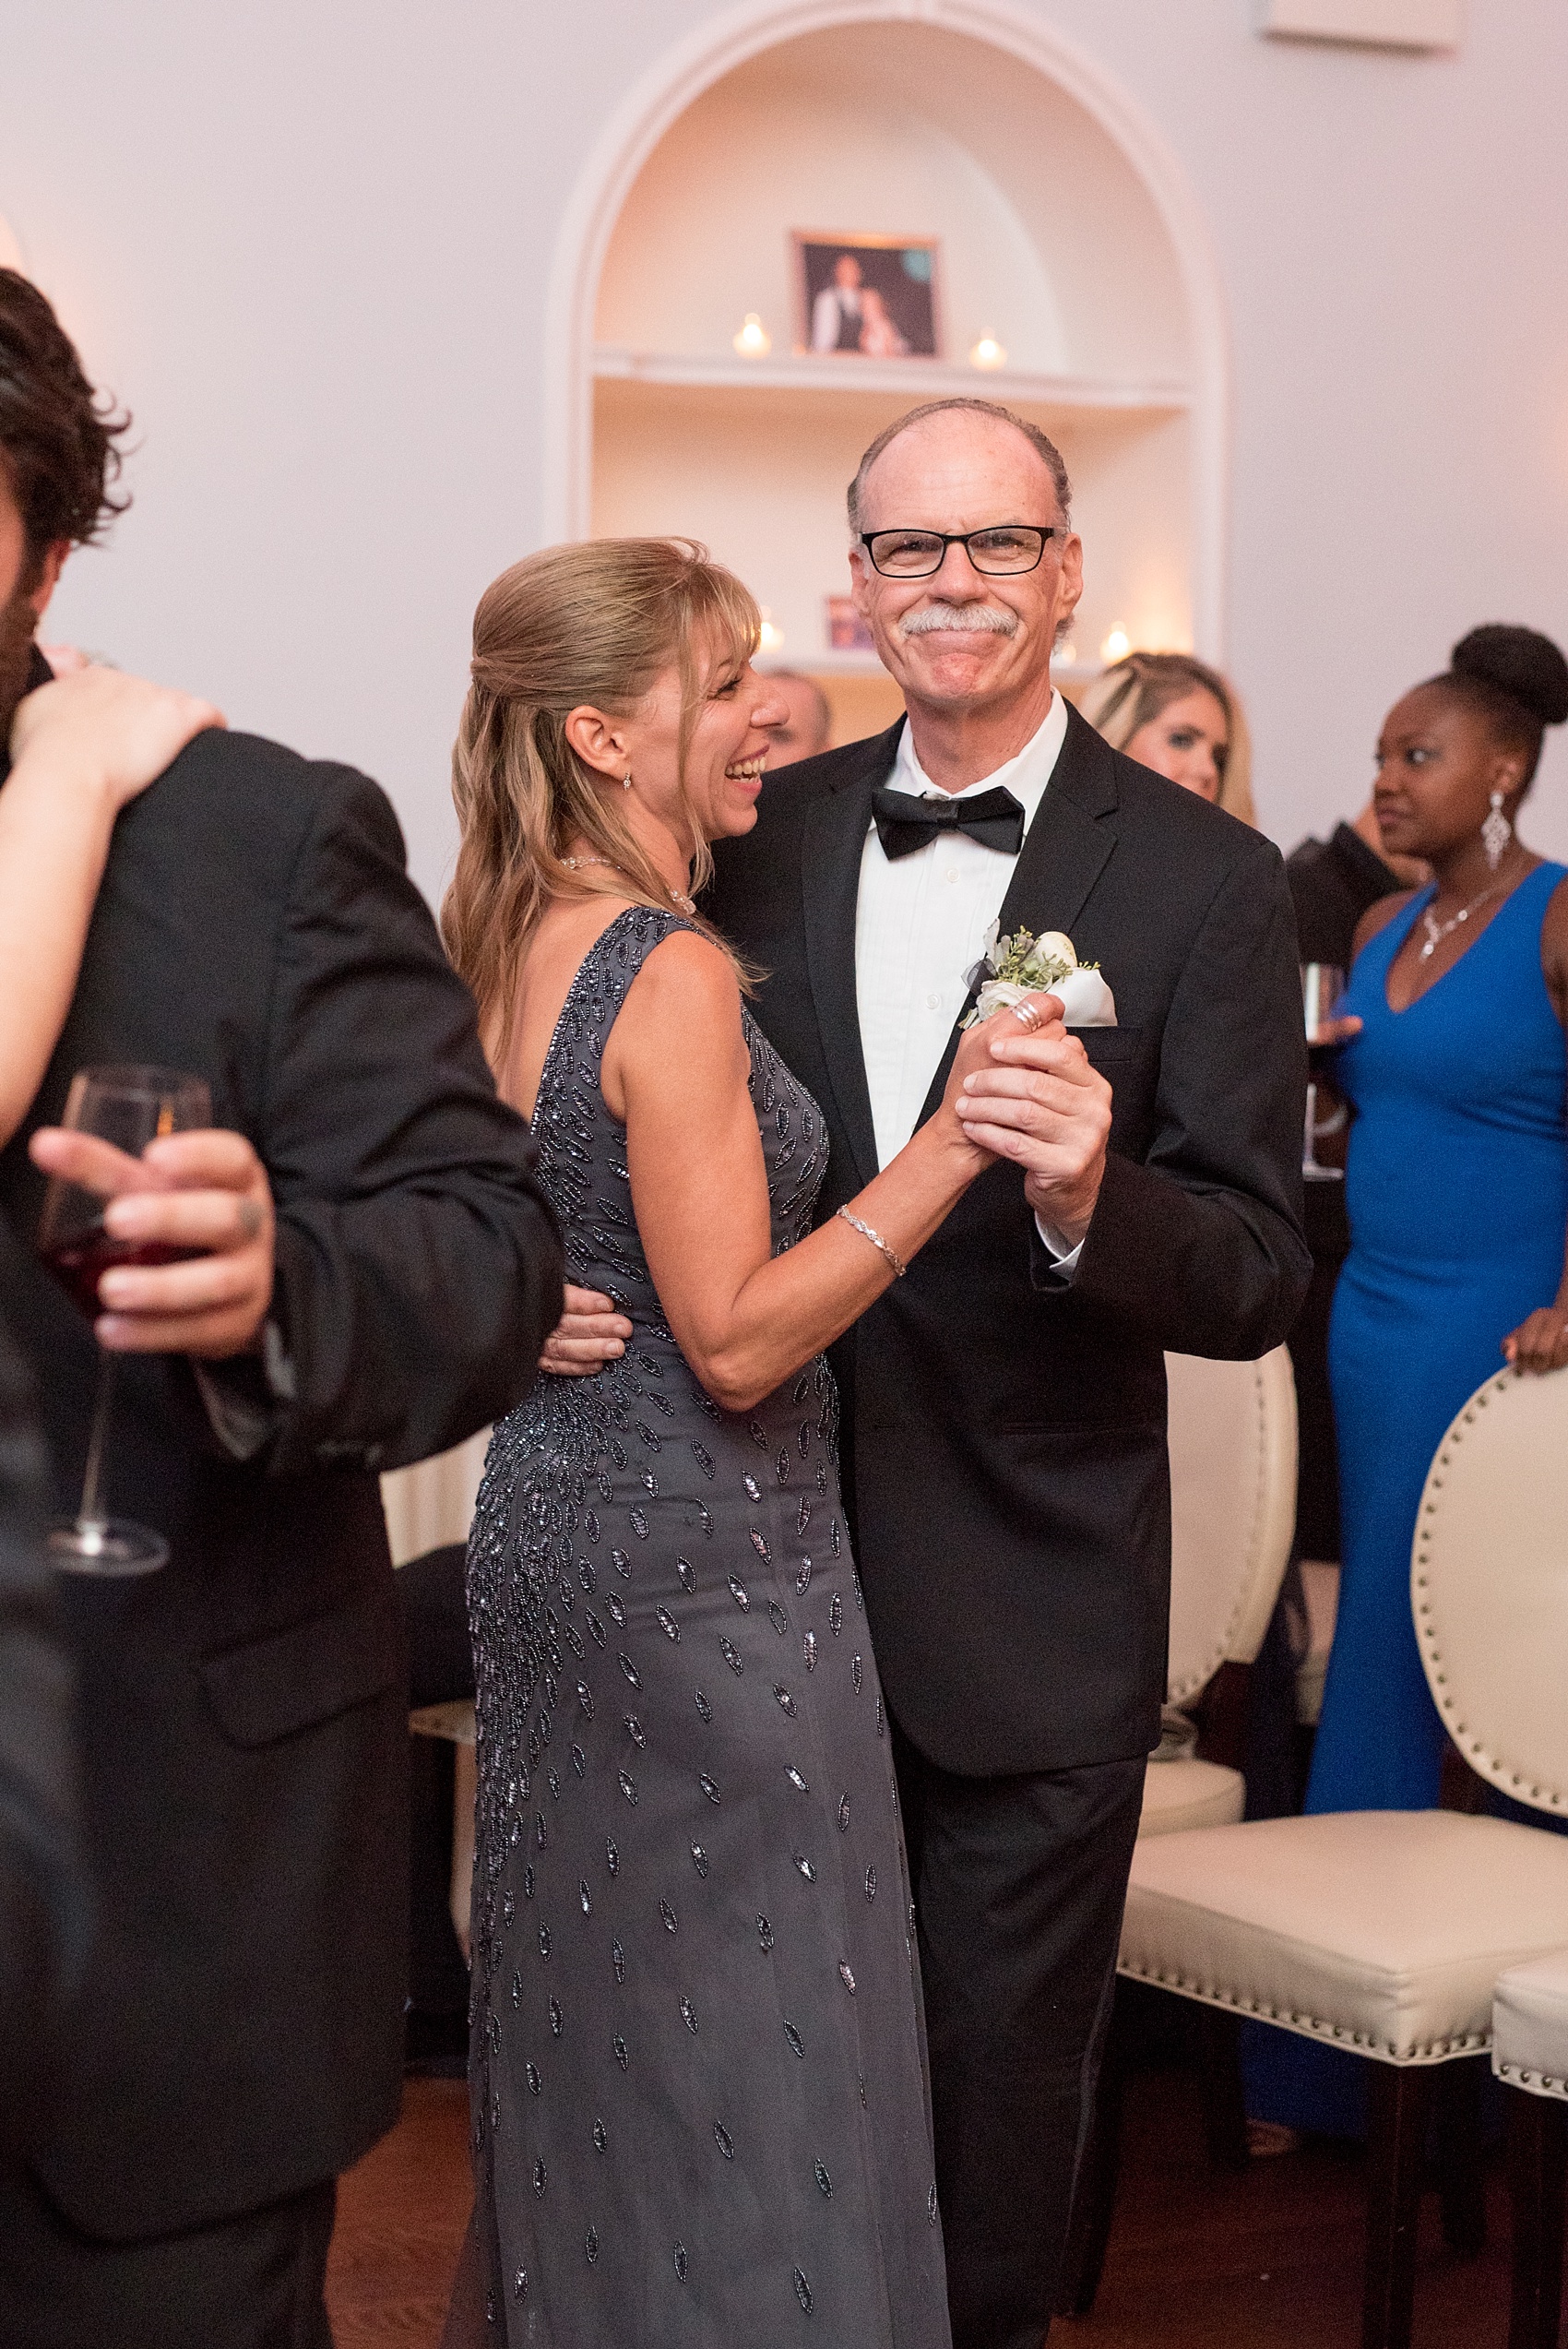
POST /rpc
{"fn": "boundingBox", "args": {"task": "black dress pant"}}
[894,1725,1146,2349]
[0,2164,337,2349]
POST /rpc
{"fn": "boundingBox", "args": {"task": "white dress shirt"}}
[853,692,1082,1269]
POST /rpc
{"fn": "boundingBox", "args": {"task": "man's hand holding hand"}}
[952,997,1112,1247]
[30,1127,276,1358]
[540,1285,633,1377]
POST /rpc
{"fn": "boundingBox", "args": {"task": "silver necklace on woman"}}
[1418,876,1506,960]
[560,854,697,915]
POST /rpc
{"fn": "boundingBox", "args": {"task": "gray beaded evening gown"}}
[462,907,951,2347]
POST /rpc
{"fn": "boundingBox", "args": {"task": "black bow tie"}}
[871,783,1026,862]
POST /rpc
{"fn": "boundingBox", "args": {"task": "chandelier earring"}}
[623,770,634,792]
[1481,788,1513,873]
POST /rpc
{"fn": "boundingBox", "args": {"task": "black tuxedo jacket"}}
[707,707,1310,1780]
[0,694,562,2240]
[0,1277,81,2159]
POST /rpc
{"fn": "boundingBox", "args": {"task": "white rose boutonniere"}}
[960,923,1117,1029]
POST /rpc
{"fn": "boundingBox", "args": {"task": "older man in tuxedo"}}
[0,269,563,2348]
[702,398,1310,2347]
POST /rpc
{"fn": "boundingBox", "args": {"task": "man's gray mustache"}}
[897,602,1019,638]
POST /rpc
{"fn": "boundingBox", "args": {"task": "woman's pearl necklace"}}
[561,854,696,916]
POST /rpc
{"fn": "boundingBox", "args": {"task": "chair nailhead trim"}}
[1411,1368,1567,1813]
[1115,1961,1489,2061]
[1494,2059,1568,2102]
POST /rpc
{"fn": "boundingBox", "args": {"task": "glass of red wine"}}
[38,1065,212,1574]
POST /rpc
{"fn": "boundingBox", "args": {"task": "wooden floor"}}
[327,2067,1514,2348]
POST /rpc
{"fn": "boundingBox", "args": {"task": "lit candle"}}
[758,611,784,653]
[1100,625,1131,663]
[733,314,771,359]
[968,333,1007,372]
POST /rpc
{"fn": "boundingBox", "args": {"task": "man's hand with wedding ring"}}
[1503,1303,1568,1376]
[29,1126,276,1357]
[540,1283,634,1377]
[953,991,1112,1246]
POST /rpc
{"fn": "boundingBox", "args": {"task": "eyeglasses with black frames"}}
[858,524,1066,579]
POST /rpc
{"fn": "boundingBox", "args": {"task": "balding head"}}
[845,404,1083,751]
[761,671,832,767]
[848,399,1070,536]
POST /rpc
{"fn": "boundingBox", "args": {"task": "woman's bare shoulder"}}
[1537,871,1568,1011]
[1540,868,1568,937]
[602,924,747,1112]
[621,924,742,1025]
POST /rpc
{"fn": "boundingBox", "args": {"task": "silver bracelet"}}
[836,1206,908,1280]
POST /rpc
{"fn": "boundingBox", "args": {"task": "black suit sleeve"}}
[0,1305,84,2151]
[1057,835,1311,1357]
[257,767,563,1476]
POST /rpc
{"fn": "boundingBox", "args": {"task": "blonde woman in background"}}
[1079,650,1256,826]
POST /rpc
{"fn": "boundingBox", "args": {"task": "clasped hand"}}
[539,990,1113,1378]
[947,991,1111,1246]
[30,1127,276,1357]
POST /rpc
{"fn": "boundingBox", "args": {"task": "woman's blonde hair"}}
[1078,651,1256,828]
[443,537,760,1045]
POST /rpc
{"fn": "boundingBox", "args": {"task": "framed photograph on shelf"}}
[792,233,941,359]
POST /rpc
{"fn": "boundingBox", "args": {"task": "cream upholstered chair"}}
[1139,1347,1299,1838]
[381,1425,489,1583]
[383,1428,489,1951]
[1493,1950,1568,2349]
[1118,1364,1568,2349]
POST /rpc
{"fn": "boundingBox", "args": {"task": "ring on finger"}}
[1008,1000,1043,1034]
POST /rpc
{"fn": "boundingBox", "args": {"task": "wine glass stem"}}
[78,1351,116,1534]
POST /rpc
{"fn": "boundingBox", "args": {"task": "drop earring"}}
[1481,788,1513,872]
[623,770,634,792]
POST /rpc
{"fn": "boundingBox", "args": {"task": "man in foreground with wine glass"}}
[0,268,564,2347]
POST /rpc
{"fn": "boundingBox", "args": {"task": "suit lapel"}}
[914,700,1122,1127]
[801,724,901,1192]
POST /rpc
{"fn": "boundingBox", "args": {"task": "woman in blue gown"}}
[1249,623,1568,2137]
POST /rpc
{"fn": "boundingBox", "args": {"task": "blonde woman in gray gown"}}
[441,539,1056,2346]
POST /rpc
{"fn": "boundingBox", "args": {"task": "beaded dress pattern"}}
[466,908,950,2347]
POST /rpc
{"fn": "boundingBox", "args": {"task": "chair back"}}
[1165,1347,1299,1703]
[381,1426,491,1568]
[1413,1366,1568,1815]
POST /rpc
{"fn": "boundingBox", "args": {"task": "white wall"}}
[5,0,1567,898]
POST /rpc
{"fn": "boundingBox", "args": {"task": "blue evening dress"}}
[1247,860,1568,2133]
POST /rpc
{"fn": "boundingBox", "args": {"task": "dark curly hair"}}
[1427,623,1568,793]
[0,268,131,578]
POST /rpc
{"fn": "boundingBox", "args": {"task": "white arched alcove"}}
[543,0,1229,712]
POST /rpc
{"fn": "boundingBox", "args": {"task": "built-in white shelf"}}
[593,345,1192,415]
